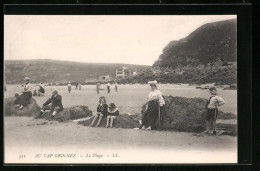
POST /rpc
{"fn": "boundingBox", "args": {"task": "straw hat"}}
[24,77,30,81]
[148,80,157,85]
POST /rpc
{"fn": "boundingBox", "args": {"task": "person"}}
[68,81,72,93]
[115,83,118,92]
[89,96,108,127]
[135,80,165,130]
[38,90,64,120]
[204,87,225,135]
[78,83,82,90]
[14,77,33,110]
[33,90,38,96]
[107,82,111,94]
[96,83,100,94]
[106,103,119,128]
[38,82,45,96]
[75,82,78,90]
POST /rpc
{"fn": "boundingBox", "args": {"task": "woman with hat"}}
[106,103,119,128]
[136,80,165,130]
[14,77,33,109]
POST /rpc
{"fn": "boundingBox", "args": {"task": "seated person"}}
[89,96,108,127]
[38,82,45,96]
[33,90,38,96]
[38,90,63,120]
[106,103,119,128]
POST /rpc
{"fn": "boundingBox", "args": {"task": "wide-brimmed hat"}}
[148,80,157,85]
[108,103,116,108]
[24,77,30,81]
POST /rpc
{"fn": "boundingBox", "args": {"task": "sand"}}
[4,116,237,164]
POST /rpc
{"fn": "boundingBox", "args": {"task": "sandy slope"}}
[4,117,237,164]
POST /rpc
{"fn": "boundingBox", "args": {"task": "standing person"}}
[14,77,33,110]
[68,81,71,93]
[78,83,82,90]
[107,82,111,94]
[38,82,45,96]
[115,83,118,92]
[96,83,100,94]
[106,103,119,128]
[89,96,108,127]
[38,90,63,120]
[135,80,165,130]
[204,87,225,135]
[75,82,78,90]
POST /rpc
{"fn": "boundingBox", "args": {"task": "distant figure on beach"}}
[78,83,82,90]
[89,96,108,127]
[14,77,33,110]
[115,83,118,92]
[68,81,71,93]
[38,82,45,96]
[107,82,110,94]
[96,83,100,94]
[75,82,79,90]
[204,87,225,135]
[135,80,165,130]
[38,90,64,120]
[106,103,119,128]
[4,86,7,92]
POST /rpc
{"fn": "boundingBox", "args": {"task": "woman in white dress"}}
[138,80,165,130]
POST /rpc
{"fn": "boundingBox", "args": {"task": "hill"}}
[153,19,237,68]
[4,59,149,84]
[119,19,237,85]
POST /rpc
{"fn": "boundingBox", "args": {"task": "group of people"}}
[33,82,45,96]
[96,82,118,94]
[13,77,225,134]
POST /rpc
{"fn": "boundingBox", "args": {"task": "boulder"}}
[41,105,93,122]
[141,96,236,132]
[4,97,41,117]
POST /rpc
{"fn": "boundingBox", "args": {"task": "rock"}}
[223,84,237,90]
[4,97,41,117]
[78,114,140,128]
[41,105,93,122]
[141,96,236,132]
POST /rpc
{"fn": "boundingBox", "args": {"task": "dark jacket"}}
[97,103,108,116]
[43,94,63,112]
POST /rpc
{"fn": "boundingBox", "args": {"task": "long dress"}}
[15,83,32,107]
[141,89,165,129]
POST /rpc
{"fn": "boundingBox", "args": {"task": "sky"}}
[4,15,236,66]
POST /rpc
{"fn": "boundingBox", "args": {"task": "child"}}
[89,96,108,127]
[33,90,37,96]
[204,87,225,135]
[106,103,119,128]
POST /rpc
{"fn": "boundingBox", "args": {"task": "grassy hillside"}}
[153,19,237,68]
[4,59,149,84]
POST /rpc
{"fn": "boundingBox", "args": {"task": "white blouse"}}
[24,83,32,92]
[148,89,165,106]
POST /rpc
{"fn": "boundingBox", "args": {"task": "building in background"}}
[116,67,137,79]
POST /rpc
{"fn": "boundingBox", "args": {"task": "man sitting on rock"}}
[38,90,63,120]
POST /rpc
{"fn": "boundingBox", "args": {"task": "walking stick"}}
[158,103,161,130]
